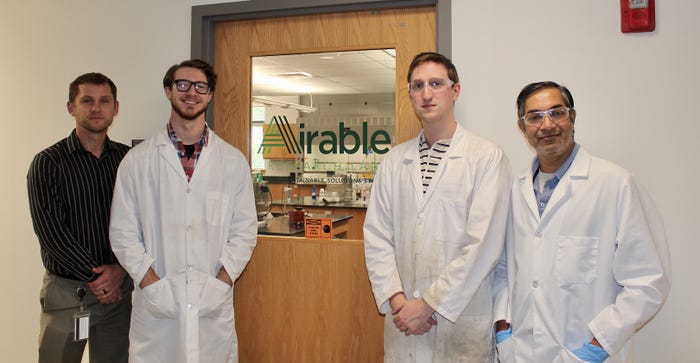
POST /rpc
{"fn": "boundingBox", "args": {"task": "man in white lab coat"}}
[493,81,671,363]
[363,52,511,362]
[109,59,257,363]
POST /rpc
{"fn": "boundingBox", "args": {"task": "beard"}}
[535,133,574,158]
[171,98,209,121]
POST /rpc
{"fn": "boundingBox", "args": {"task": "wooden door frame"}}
[191,0,451,129]
[192,0,450,60]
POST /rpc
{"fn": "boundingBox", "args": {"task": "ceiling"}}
[252,49,397,97]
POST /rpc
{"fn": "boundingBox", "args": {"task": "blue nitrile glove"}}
[495,326,512,344]
[572,342,609,363]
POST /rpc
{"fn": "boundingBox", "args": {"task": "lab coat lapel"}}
[156,130,189,183]
[187,133,214,186]
[401,139,425,206]
[517,170,541,221]
[540,148,591,221]
[539,176,571,222]
[420,125,467,207]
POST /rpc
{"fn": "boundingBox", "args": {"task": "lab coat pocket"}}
[436,198,468,244]
[496,337,515,363]
[199,275,233,318]
[555,236,599,284]
[142,278,177,319]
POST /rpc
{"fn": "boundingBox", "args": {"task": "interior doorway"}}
[191,2,440,362]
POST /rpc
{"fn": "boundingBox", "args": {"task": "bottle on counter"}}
[360,182,369,205]
[288,206,305,228]
[312,184,317,204]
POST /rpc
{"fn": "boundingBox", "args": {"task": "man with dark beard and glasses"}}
[109,59,257,362]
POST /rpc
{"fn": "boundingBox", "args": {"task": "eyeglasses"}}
[520,107,573,127]
[408,79,455,94]
[172,79,210,94]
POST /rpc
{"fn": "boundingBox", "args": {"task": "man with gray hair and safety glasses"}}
[493,81,671,362]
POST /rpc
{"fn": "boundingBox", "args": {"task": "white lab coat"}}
[364,124,511,362]
[493,146,671,363]
[109,128,257,363]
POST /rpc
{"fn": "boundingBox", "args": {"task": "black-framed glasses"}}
[408,78,455,94]
[172,79,210,94]
[521,107,573,127]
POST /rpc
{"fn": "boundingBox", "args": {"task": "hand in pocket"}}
[142,278,177,319]
[199,275,233,318]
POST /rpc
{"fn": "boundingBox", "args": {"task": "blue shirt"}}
[532,143,580,216]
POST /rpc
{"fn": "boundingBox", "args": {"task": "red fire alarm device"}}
[621,0,655,33]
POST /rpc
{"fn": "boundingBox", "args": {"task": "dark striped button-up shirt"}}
[27,129,129,281]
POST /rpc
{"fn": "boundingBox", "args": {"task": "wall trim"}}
[191,0,450,61]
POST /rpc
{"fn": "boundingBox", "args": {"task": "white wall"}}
[452,1,697,362]
[2,1,695,361]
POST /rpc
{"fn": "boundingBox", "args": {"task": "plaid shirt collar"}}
[167,122,209,160]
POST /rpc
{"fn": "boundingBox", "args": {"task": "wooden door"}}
[214,7,437,160]
[213,7,436,362]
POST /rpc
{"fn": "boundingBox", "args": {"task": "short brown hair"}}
[163,59,217,92]
[407,52,459,84]
[69,73,117,103]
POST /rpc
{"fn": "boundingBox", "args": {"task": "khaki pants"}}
[38,272,132,363]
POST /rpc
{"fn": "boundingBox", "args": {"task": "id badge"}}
[73,310,90,341]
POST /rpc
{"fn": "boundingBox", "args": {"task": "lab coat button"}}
[528,329,533,335]
[186,303,192,310]
[536,232,542,238]
[532,281,538,288]
[413,290,420,298]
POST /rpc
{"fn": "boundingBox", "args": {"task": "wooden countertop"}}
[272,196,368,209]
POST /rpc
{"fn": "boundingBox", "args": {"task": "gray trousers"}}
[38,272,132,363]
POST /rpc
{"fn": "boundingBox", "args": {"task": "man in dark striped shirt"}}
[27,72,132,363]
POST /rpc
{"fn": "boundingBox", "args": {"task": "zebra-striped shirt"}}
[27,130,129,281]
[419,134,451,194]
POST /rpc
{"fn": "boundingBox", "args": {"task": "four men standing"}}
[28,58,670,362]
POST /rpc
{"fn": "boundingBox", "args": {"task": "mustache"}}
[538,130,560,138]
